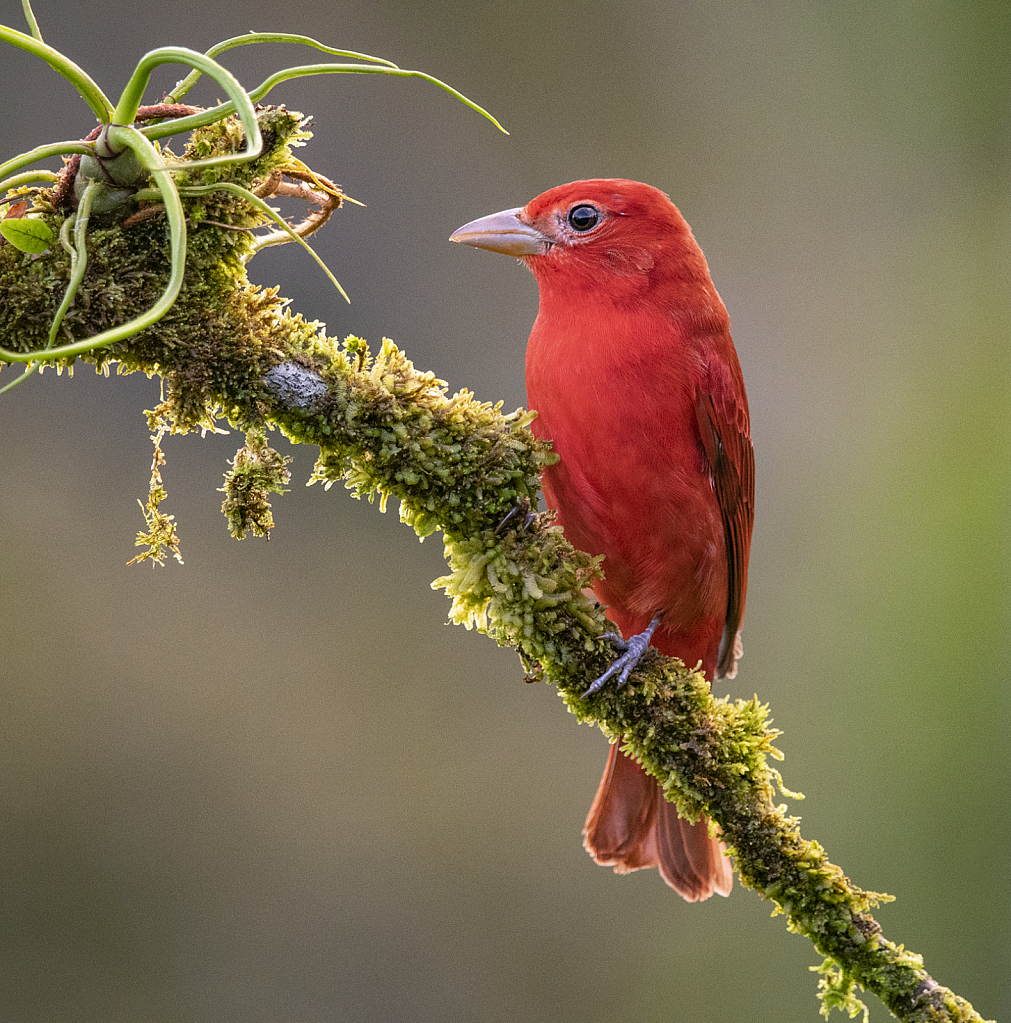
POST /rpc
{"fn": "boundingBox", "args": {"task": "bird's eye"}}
[567,204,600,232]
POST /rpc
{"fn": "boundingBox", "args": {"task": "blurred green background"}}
[1,1,1008,1020]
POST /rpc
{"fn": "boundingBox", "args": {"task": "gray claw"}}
[496,498,536,534]
[582,615,661,698]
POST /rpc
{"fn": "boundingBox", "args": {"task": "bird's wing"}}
[694,358,755,678]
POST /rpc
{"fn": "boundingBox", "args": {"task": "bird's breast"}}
[525,309,728,648]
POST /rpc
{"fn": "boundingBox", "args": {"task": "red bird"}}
[451,180,754,901]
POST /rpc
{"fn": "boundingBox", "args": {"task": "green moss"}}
[126,418,183,566]
[0,107,315,432]
[220,426,292,538]
[289,337,554,539]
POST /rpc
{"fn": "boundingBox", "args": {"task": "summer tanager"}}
[450,179,754,901]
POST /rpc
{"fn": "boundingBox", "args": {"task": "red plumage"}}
[452,179,754,900]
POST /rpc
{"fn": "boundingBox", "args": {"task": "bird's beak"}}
[449,207,550,257]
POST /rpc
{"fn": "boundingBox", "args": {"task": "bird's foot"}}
[496,497,537,534]
[582,614,661,697]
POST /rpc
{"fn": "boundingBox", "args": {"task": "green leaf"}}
[1,216,53,253]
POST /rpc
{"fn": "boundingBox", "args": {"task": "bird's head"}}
[451,179,715,300]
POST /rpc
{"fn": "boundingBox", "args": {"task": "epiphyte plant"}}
[0,0,505,395]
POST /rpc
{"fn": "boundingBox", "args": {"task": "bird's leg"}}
[495,496,536,534]
[582,613,662,697]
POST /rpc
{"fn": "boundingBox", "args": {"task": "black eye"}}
[567,204,600,232]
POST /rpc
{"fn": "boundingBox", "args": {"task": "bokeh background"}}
[1,1,1008,1020]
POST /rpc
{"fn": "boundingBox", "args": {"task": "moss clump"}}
[434,518,604,665]
[0,107,320,432]
[126,418,183,566]
[220,426,292,539]
[279,336,555,540]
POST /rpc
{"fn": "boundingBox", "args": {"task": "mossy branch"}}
[0,112,992,1023]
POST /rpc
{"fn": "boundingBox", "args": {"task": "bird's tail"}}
[582,740,732,901]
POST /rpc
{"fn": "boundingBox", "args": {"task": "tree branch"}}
[0,110,992,1023]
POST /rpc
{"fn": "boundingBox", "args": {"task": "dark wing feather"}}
[694,361,755,678]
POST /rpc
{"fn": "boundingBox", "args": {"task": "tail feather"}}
[583,741,732,901]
